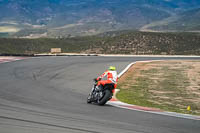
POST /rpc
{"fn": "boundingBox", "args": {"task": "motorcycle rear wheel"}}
[97,90,111,106]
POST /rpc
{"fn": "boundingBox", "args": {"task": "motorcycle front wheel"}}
[87,94,92,103]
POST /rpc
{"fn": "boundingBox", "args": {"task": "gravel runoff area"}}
[117,60,200,115]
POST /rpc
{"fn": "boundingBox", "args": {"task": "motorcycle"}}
[87,78,114,106]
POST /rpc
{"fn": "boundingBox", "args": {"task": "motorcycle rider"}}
[95,66,118,93]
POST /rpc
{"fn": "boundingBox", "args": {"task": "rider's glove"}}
[97,77,102,81]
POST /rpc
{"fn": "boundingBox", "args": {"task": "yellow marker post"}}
[187,106,191,111]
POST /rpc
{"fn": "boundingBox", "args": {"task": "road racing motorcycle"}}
[87,79,114,106]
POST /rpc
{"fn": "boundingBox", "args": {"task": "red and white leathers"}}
[97,70,118,93]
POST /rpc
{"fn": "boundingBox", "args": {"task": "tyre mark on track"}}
[0,104,149,133]
[0,103,95,123]
[0,115,102,133]
[0,122,72,132]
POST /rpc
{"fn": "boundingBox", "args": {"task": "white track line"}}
[99,54,200,58]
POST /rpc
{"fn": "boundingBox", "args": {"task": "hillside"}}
[89,31,200,55]
[0,31,200,55]
[1,0,200,37]
[147,8,200,31]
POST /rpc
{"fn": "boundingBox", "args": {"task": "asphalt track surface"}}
[0,56,200,133]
